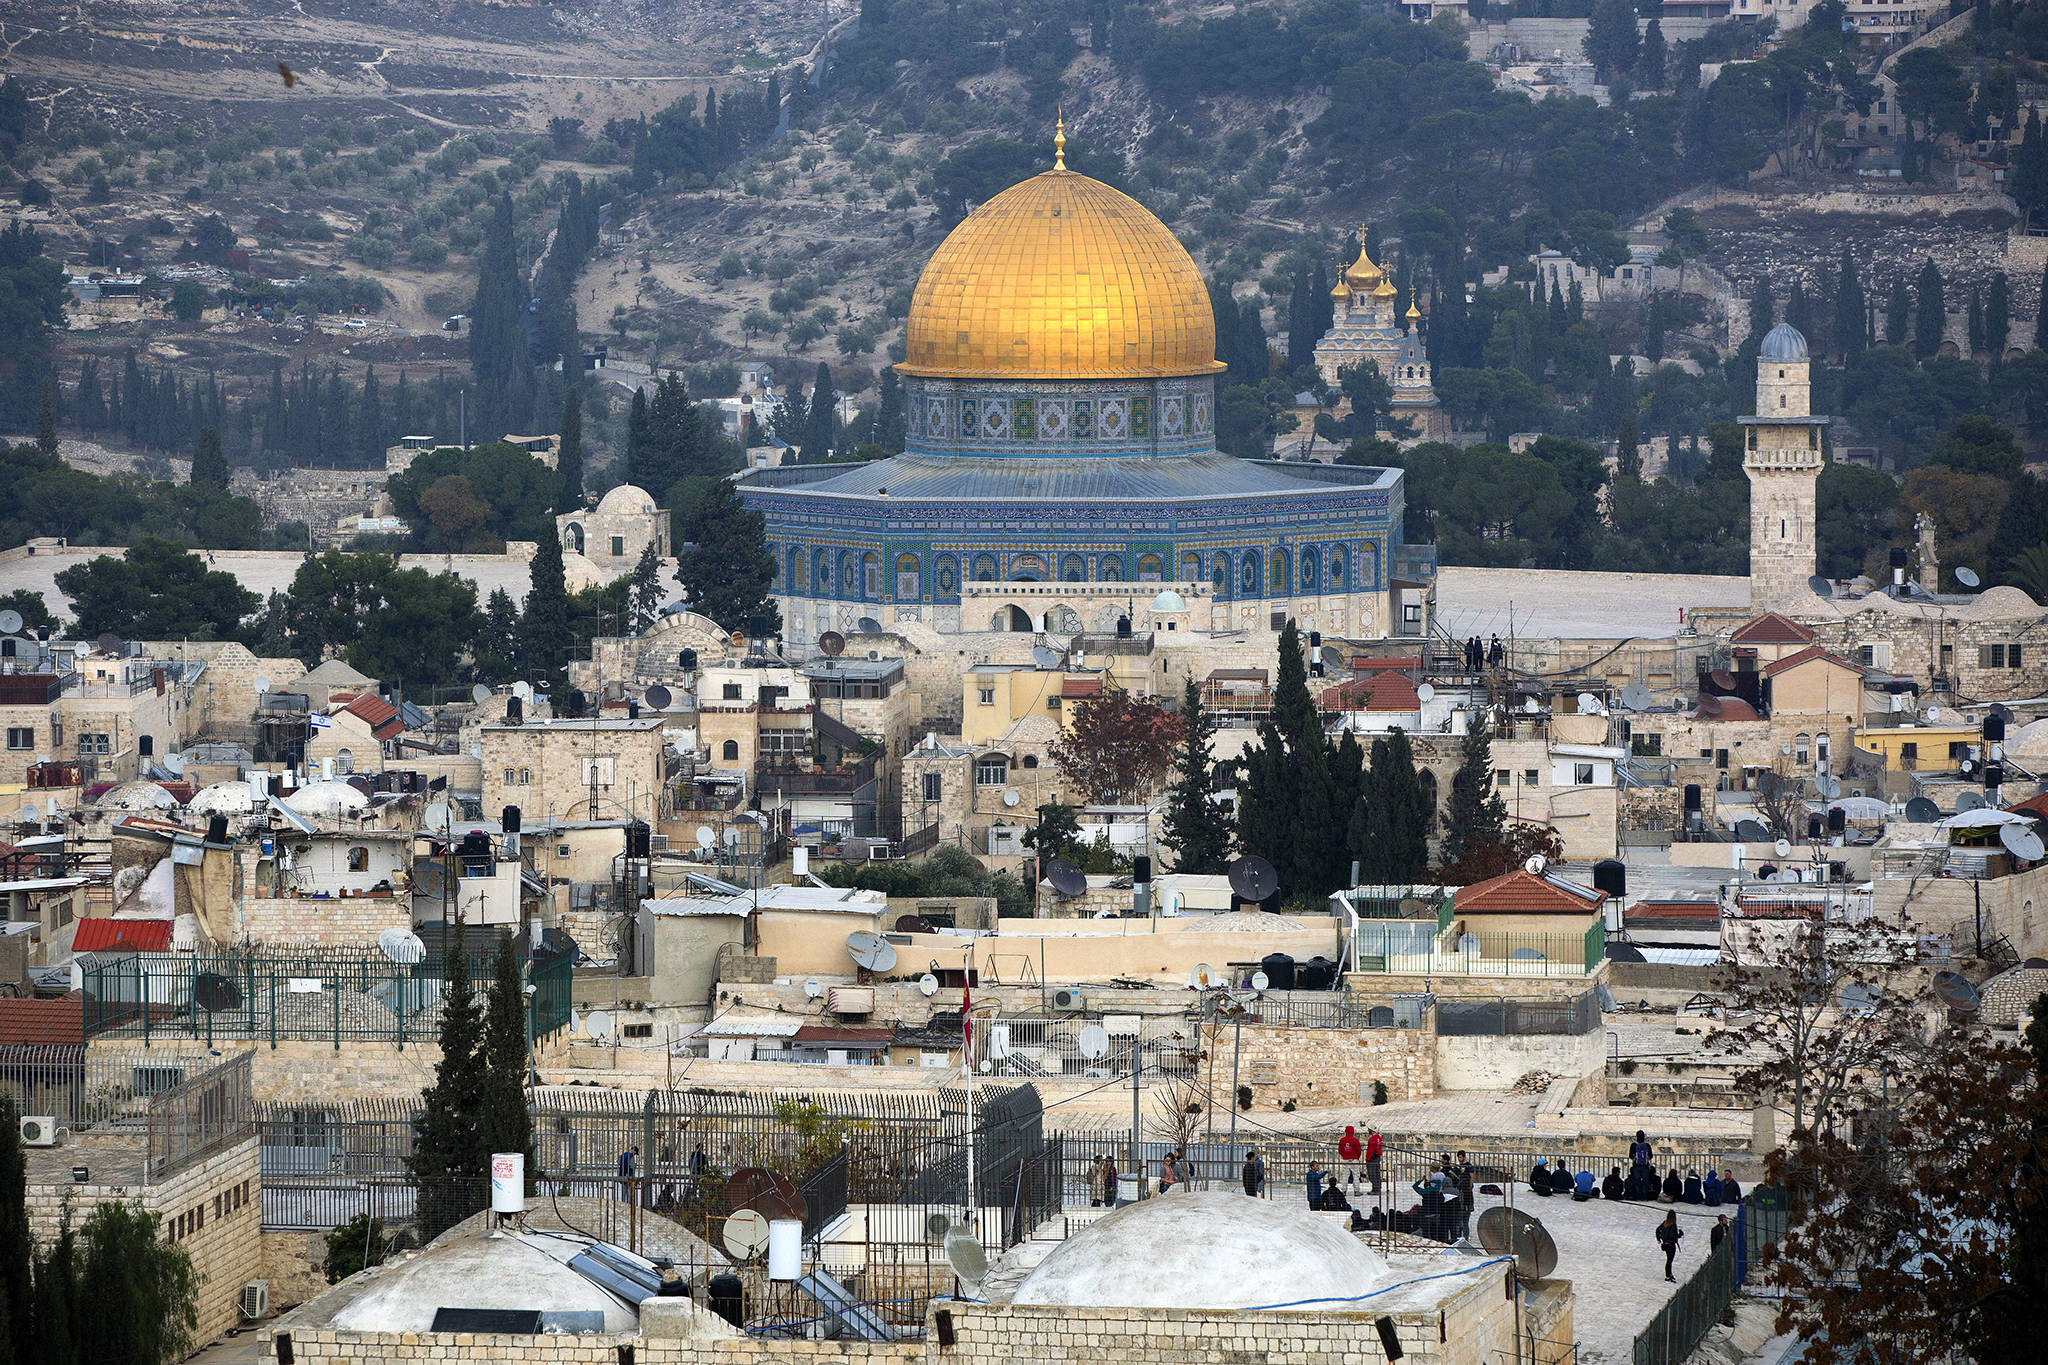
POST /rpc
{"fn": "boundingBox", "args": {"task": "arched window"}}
[1021,754,1039,769]
[861,551,880,600]
[1270,547,1291,595]
[334,747,354,775]
[934,554,960,602]
[1329,547,1346,588]
[1794,733,1811,766]
[564,523,585,554]
[1300,546,1319,593]
[1241,555,1261,596]
[721,739,741,762]
[839,550,859,598]
[971,554,999,582]
[347,846,370,872]
[815,553,834,595]
[1098,556,1124,582]
[786,546,803,592]
[894,552,922,601]
[1136,553,1164,581]
[1212,554,1230,598]
[1181,553,1201,581]
[1060,554,1088,582]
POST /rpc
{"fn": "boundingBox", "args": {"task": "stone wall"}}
[1236,1022,1435,1106]
[82,1040,444,1105]
[1434,1030,1605,1091]
[228,468,387,547]
[237,892,412,948]
[262,1230,331,1312]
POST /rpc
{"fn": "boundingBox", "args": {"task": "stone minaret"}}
[1742,324,1830,609]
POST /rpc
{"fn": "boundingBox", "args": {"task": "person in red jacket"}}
[1365,1127,1383,1195]
[1338,1125,1362,1191]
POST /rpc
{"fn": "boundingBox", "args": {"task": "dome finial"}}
[1054,108,1066,171]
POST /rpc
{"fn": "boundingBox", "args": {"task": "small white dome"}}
[1010,1190,1395,1311]
[283,780,368,817]
[1150,589,1187,613]
[328,1232,640,1335]
[596,484,658,515]
[96,781,177,811]
[187,782,256,816]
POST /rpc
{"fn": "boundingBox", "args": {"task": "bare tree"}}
[1752,769,1808,841]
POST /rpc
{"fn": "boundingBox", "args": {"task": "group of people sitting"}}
[1529,1131,1742,1206]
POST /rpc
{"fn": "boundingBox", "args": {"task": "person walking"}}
[1242,1148,1265,1197]
[1710,1215,1730,1252]
[1089,1155,1109,1207]
[1657,1211,1684,1282]
[616,1145,639,1203]
[1365,1126,1383,1196]
[1338,1125,1363,1190]
[1305,1159,1325,1207]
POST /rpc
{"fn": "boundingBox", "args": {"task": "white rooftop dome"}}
[1150,589,1188,613]
[326,1231,639,1334]
[1011,1190,1395,1311]
[596,484,658,515]
[283,779,368,818]
[96,780,177,811]
[187,781,256,816]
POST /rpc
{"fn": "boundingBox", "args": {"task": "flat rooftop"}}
[1433,567,1750,641]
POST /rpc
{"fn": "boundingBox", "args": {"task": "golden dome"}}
[1406,301,1421,320]
[1374,277,1397,299]
[1344,234,1382,288]
[899,168,1222,380]
[1330,278,1352,300]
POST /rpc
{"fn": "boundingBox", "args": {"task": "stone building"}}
[0,641,206,787]
[1314,233,1448,440]
[1742,324,1829,611]
[479,715,669,823]
[557,484,671,576]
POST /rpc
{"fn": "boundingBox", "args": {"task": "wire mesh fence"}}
[147,1050,253,1177]
[0,1042,221,1131]
[1435,991,1602,1037]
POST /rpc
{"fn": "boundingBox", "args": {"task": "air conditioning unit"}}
[19,1116,58,1147]
[239,1281,269,1321]
[1051,989,1086,1012]
[827,986,875,1016]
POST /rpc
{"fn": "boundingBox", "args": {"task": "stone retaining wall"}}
[1236,1022,1435,1106]
[238,892,411,948]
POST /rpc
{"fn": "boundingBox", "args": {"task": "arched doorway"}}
[564,523,585,554]
[990,605,1033,632]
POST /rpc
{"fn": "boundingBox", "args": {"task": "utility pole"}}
[1130,1039,1142,1200]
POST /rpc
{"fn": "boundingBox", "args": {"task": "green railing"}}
[1585,919,1606,974]
[1634,1195,1780,1365]
[80,949,572,1049]
[1348,928,1603,978]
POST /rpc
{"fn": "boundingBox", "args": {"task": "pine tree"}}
[471,193,534,440]
[556,386,584,513]
[519,531,574,689]
[1887,276,1912,347]
[410,924,487,1243]
[800,361,837,461]
[1637,19,1666,89]
[188,426,229,489]
[0,1096,29,1365]
[1438,720,1507,871]
[1159,677,1232,874]
[1834,250,1865,362]
[1987,271,2011,362]
[35,377,57,457]
[628,542,662,632]
[1914,258,1946,360]
[675,477,778,632]
[478,587,522,681]
[475,935,534,1185]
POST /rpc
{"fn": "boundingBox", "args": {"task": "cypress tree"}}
[874,367,906,453]
[800,362,837,462]
[1968,284,1985,357]
[1987,271,2011,361]
[1748,274,1774,341]
[0,1096,28,1365]
[1351,730,1431,885]
[1887,276,1912,347]
[556,386,584,513]
[1160,677,1233,874]
[358,365,384,466]
[1914,258,1946,360]
[626,386,649,473]
[2037,260,2048,350]
[262,363,286,464]
[1439,719,1507,871]
[1266,620,1336,901]
[1834,250,1865,362]
[410,923,487,1242]
[30,1223,76,1365]
[1784,280,1811,339]
[519,531,574,690]
[471,192,534,440]
[1637,19,1666,89]
[188,426,229,489]
[35,377,57,457]
[74,1203,197,1365]
[476,935,535,1185]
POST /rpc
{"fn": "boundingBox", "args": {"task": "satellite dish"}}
[924,1211,953,1241]
[1696,695,1722,718]
[696,826,715,848]
[1576,692,1600,715]
[1906,796,1941,823]
[192,972,242,1013]
[1031,645,1062,670]
[73,642,93,660]
[1192,962,1215,989]
[0,610,21,634]
[163,753,185,775]
[645,684,673,711]
[413,860,448,899]
[1045,859,1087,898]
[846,931,898,973]
[721,1209,770,1260]
[895,914,935,934]
[918,973,940,996]
[2001,823,2046,863]
[378,928,426,965]
[1956,566,1981,589]
[1734,819,1769,841]
[1227,855,1279,903]
[252,674,271,695]
[1524,855,1547,875]
[1958,791,1986,813]
[1250,971,1270,993]
[1077,1024,1111,1059]
[1807,575,1834,600]
[423,802,453,833]
[586,1011,613,1040]
[2026,957,2048,970]
[96,632,120,656]
[1774,839,1792,858]
[1817,775,1841,799]
[1619,683,1654,711]
[1932,970,1981,1014]
[471,683,493,704]
[1002,790,1020,807]
[1476,1207,1559,1282]
[1416,683,1436,703]
[803,978,823,999]
[512,681,533,701]
[857,617,882,634]
[818,631,846,657]
[723,826,741,848]
[943,1229,987,1285]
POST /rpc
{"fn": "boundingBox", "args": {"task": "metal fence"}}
[147,1051,254,1178]
[1245,991,1431,1030]
[1435,991,1602,1037]
[79,948,571,1046]
[0,1042,220,1131]
[1342,885,1456,930]
[1349,925,1605,978]
[1633,1192,1787,1365]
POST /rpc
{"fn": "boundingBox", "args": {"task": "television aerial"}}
[1002,789,1020,807]
[1523,696,1541,714]
[0,609,20,634]
[1190,962,1215,989]
[1227,854,1279,903]
[1045,859,1087,898]
[1816,775,1841,800]
[1076,1024,1111,1060]
[1695,695,1722,718]
[720,1209,770,1261]
[413,859,448,899]
[1956,566,1981,589]
[163,753,185,776]
[378,928,426,965]
[918,973,940,997]
[723,826,741,849]
[644,684,673,711]
[818,631,846,658]
[1905,796,1941,823]
[2001,823,2046,864]
[846,931,898,974]
[1932,971,1981,1015]
[943,1229,988,1287]
[471,683,493,704]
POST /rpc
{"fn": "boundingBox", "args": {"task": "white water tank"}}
[793,846,810,877]
[490,1153,525,1214]
[767,1218,802,1281]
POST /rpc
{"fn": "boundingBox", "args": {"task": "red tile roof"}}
[1060,678,1104,699]
[1352,656,1423,674]
[1760,645,1865,679]
[1320,670,1423,713]
[72,918,174,953]
[1455,869,1606,915]
[1730,612,1815,646]
[340,693,403,740]
[2005,794,2048,821]
[0,993,84,1047]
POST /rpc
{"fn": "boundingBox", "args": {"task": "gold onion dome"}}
[1374,277,1397,299]
[1344,234,1382,288]
[899,141,1222,380]
[1406,301,1422,319]
[1330,277,1352,299]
